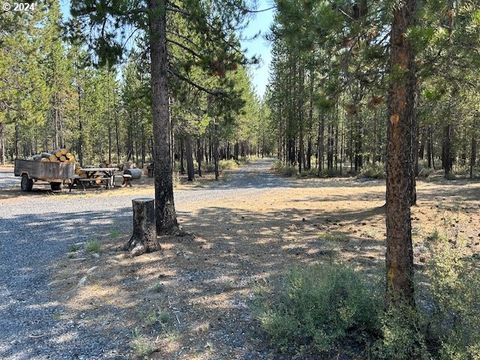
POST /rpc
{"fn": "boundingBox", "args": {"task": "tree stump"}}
[124,198,158,256]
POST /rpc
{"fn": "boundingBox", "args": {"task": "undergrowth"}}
[359,163,385,179]
[255,230,480,359]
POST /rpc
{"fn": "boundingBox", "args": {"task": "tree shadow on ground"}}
[1,199,387,359]
[0,206,134,359]
[2,166,478,359]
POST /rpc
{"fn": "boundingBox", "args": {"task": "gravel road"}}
[0,168,17,190]
[0,159,290,360]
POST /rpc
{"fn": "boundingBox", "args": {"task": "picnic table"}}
[74,167,118,190]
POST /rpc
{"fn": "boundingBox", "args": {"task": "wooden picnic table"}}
[78,167,118,189]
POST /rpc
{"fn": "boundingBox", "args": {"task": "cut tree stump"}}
[124,198,158,256]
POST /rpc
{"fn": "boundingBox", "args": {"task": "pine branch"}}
[167,69,224,96]
[166,38,203,59]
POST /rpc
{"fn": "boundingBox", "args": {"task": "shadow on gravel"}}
[1,200,387,359]
[0,206,133,360]
[2,161,479,359]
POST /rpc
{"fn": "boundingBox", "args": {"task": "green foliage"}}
[85,239,101,253]
[131,328,155,359]
[424,231,480,360]
[359,163,386,179]
[219,159,239,170]
[254,264,381,355]
[318,231,346,242]
[372,304,430,360]
[271,160,297,177]
[68,244,81,252]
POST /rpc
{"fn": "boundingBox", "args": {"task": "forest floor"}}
[1,160,479,359]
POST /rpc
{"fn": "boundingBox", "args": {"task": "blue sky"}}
[61,0,274,98]
[240,1,275,98]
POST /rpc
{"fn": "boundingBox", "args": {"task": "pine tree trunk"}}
[327,124,334,172]
[185,135,195,181]
[115,99,121,163]
[78,92,84,167]
[385,0,416,307]
[418,126,426,159]
[0,122,5,165]
[141,125,146,167]
[108,125,112,165]
[442,124,453,177]
[197,138,202,177]
[179,137,185,174]
[317,113,325,175]
[426,126,433,168]
[335,124,339,171]
[148,0,179,235]
[15,122,19,159]
[470,136,477,179]
[214,124,219,180]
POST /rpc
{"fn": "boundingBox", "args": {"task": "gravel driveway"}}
[0,159,289,360]
[0,168,17,190]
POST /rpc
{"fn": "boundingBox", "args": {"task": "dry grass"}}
[49,176,480,359]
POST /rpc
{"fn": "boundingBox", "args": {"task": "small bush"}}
[372,304,429,360]
[424,231,480,360]
[418,166,434,178]
[445,172,457,180]
[110,229,121,238]
[359,163,385,179]
[219,159,239,170]
[202,163,216,173]
[319,231,346,242]
[69,244,81,252]
[254,264,381,355]
[131,328,155,359]
[271,160,297,177]
[85,239,101,253]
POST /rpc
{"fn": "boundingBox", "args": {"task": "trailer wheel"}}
[50,182,62,191]
[21,174,33,192]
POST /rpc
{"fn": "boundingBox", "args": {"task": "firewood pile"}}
[29,148,76,164]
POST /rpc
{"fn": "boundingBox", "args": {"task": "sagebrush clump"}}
[254,264,381,355]
[256,232,480,359]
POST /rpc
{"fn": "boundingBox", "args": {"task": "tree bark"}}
[470,135,477,179]
[185,134,195,181]
[197,138,203,177]
[0,122,5,165]
[179,137,185,174]
[148,0,179,235]
[442,124,453,177]
[124,198,158,256]
[317,113,325,175]
[385,0,416,307]
[214,124,219,180]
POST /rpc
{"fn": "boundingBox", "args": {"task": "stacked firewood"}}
[30,148,76,163]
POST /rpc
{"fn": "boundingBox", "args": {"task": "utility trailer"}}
[14,159,75,191]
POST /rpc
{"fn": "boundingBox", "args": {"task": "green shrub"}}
[424,231,480,360]
[254,264,381,355]
[418,166,434,178]
[372,304,429,360]
[85,239,101,253]
[202,163,216,172]
[359,163,385,179]
[131,328,155,359]
[219,159,239,170]
[271,160,297,177]
[445,172,457,180]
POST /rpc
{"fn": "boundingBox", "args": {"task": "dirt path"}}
[1,159,479,359]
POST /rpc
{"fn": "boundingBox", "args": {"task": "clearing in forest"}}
[41,159,480,359]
